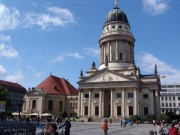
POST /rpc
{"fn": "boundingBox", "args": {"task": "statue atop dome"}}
[115,0,118,6]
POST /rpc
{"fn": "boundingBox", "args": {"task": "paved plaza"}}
[36,122,157,135]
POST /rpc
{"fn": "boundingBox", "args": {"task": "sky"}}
[0,0,180,89]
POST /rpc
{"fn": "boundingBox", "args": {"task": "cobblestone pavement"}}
[36,122,157,135]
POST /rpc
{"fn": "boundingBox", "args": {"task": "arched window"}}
[48,100,53,111]
[32,100,36,109]
[59,101,63,112]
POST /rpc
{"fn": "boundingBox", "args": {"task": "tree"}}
[0,85,11,111]
[158,114,171,123]
[142,114,155,122]
[130,115,141,122]
[165,112,178,120]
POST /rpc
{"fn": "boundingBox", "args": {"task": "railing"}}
[0,121,36,135]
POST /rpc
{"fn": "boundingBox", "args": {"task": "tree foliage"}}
[158,114,171,123]
[142,114,155,122]
[0,85,11,111]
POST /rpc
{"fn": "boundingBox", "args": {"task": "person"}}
[169,123,178,135]
[45,123,58,135]
[110,118,112,124]
[136,119,139,127]
[59,118,71,135]
[57,117,60,125]
[157,122,163,135]
[102,118,108,135]
[26,117,30,124]
[153,119,156,127]
[37,117,40,126]
[120,119,123,128]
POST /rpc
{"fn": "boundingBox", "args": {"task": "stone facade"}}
[77,2,161,120]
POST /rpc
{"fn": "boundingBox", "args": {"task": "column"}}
[116,40,118,61]
[88,90,92,117]
[102,91,104,117]
[111,89,114,117]
[99,90,102,117]
[81,91,84,116]
[78,91,81,117]
[122,89,125,117]
[134,89,137,115]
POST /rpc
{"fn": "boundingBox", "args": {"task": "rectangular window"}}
[144,107,149,116]
[161,97,164,100]
[165,97,167,100]
[166,103,168,107]
[117,106,121,116]
[116,93,122,98]
[129,106,133,116]
[173,103,176,107]
[178,97,180,100]
[169,103,172,107]
[169,97,171,100]
[162,103,164,107]
[143,94,148,98]
[119,53,123,60]
[179,103,180,107]
[84,106,88,116]
[173,97,175,100]
[128,93,133,98]
[84,94,89,98]
[94,93,99,98]
[95,106,99,116]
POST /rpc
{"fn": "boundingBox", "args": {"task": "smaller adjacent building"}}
[22,75,78,117]
[0,80,27,112]
[160,84,180,115]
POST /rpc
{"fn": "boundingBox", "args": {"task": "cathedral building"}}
[77,1,161,120]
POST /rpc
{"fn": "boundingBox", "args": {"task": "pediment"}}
[81,69,135,83]
[27,89,45,95]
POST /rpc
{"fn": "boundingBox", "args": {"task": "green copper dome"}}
[105,6,129,25]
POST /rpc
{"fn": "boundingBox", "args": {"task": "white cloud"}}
[27,65,44,78]
[84,48,100,57]
[34,72,43,78]
[67,52,84,59]
[24,6,76,30]
[142,0,169,16]
[0,44,19,58]
[0,4,20,31]
[136,52,180,84]
[0,34,11,42]
[52,52,84,63]
[5,71,24,83]
[52,55,65,63]
[0,65,6,75]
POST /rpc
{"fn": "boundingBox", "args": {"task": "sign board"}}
[0,101,6,112]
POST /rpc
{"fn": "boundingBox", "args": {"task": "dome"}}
[105,6,129,25]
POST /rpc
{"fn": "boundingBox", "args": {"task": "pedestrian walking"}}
[153,119,156,127]
[136,119,139,127]
[102,118,108,135]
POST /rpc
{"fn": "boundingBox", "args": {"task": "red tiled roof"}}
[36,75,78,96]
[0,80,27,94]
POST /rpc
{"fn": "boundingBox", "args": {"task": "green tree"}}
[130,115,141,122]
[142,114,155,122]
[165,112,178,120]
[158,114,171,123]
[0,85,11,111]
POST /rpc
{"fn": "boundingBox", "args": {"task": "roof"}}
[36,75,78,96]
[0,80,27,94]
[105,6,129,25]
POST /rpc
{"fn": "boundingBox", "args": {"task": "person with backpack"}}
[102,118,108,135]
[59,118,71,135]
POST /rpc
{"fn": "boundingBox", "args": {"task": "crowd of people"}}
[156,120,180,135]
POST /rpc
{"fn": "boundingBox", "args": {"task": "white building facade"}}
[77,1,161,120]
[160,84,180,115]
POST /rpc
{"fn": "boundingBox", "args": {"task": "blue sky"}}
[0,0,180,89]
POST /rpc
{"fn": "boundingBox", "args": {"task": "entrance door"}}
[103,89,111,117]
